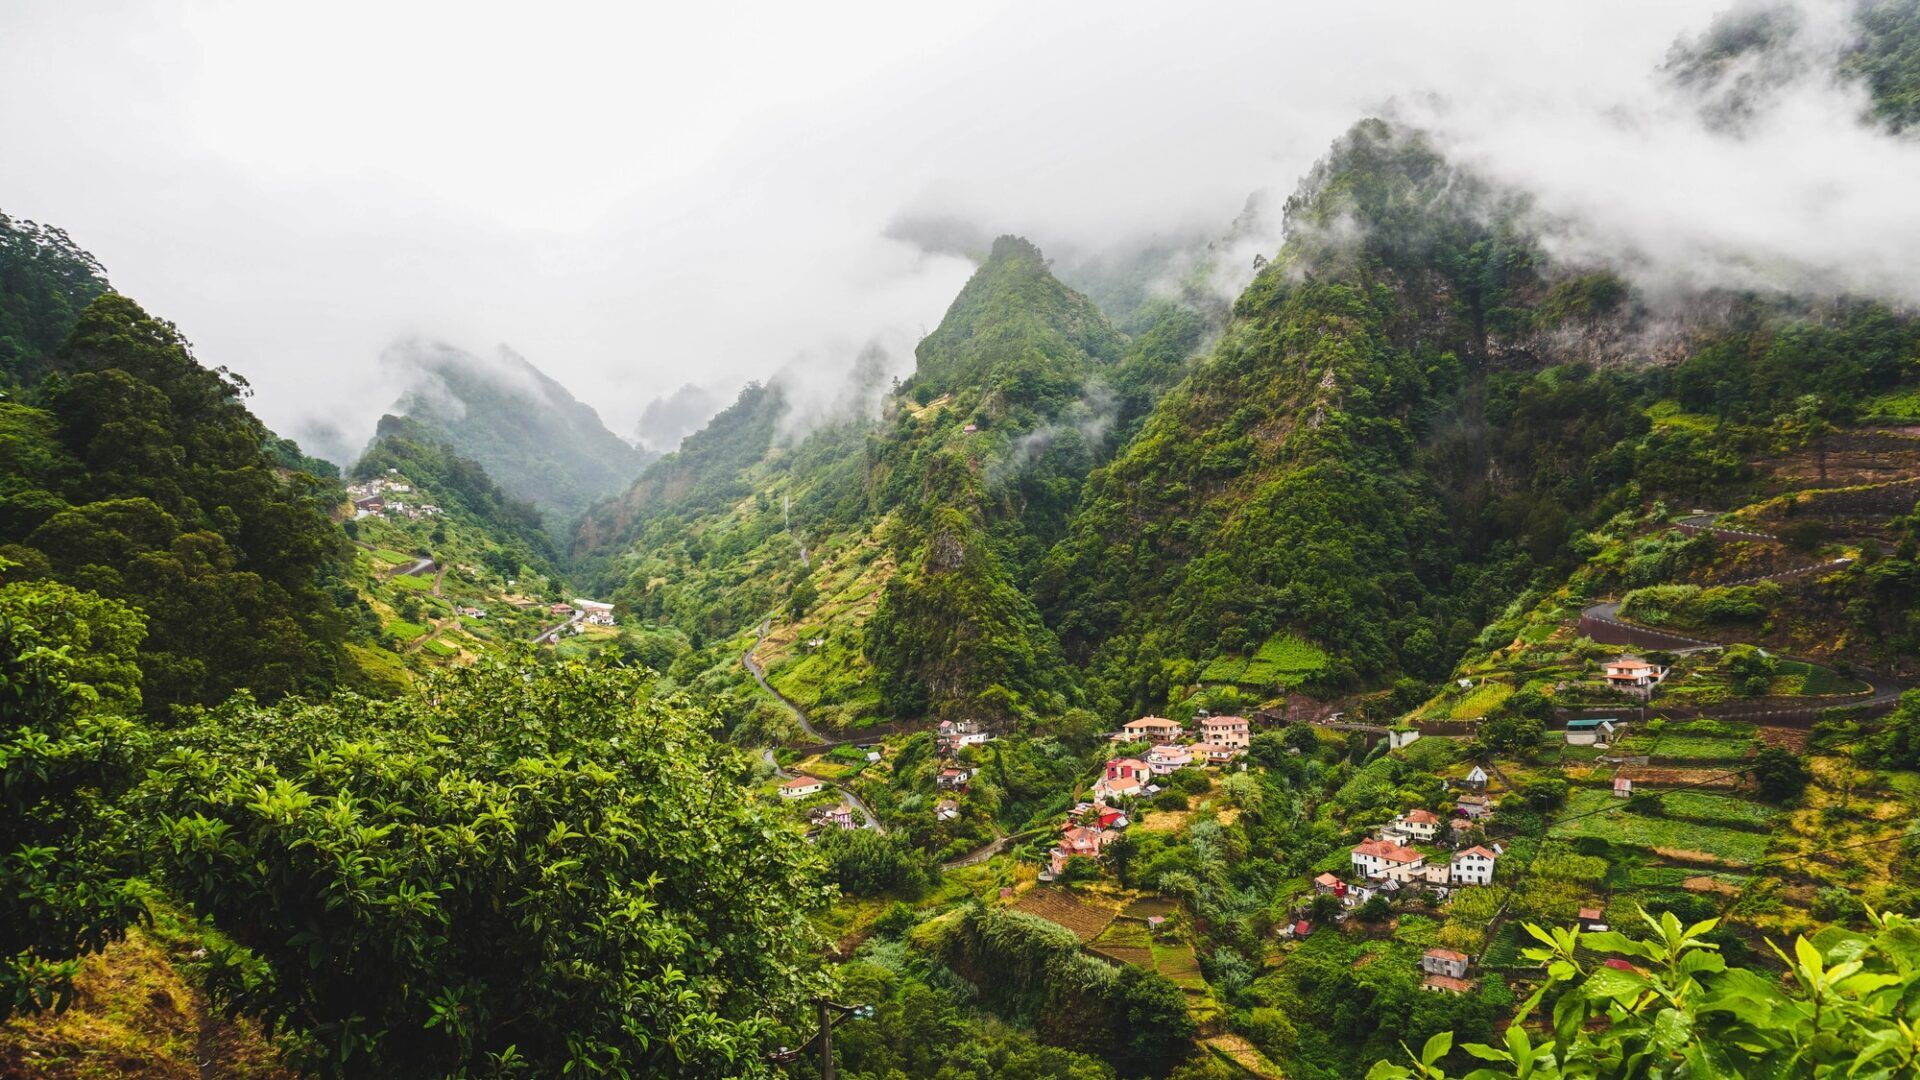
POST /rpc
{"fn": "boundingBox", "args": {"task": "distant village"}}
[348,472,442,521]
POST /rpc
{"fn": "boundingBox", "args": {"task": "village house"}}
[1421,947,1470,980]
[572,599,616,627]
[1564,718,1617,746]
[1579,906,1607,931]
[807,803,858,831]
[1422,975,1473,995]
[1383,808,1442,843]
[352,495,385,518]
[937,766,976,791]
[1352,838,1425,879]
[1048,825,1111,877]
[935,798,960,821]
[459,606,487,618]
[1451,845,1500,885]
[1613,776,1634,798]
[780,775,826,799]
[1119,716,1185,744]
[1604,656,1669,699]
[1095,758,1152,799]
[938,719,992,753]
[549,602,574,616]
[1455,793,1494,820]
[1199,715,1251,752]
[1459,765,1489,791]
[1146,743,1195,775]
[1312,872,1348,899]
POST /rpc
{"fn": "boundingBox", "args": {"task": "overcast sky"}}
[4,0,1912,459]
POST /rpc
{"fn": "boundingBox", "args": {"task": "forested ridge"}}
[7,2,1920,1072]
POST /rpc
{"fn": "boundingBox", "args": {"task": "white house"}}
[1613,776,1634,798]
[1421,947,1470,980]
[1604,656,1668,699]
[572,599,617,627]
[1146,743,1195,775]
[1120,716,1184,744]
[1451,845,1499,885]
[1095,758,1151,799]
[1384,809,1442,843]
[1461,765,1489,790]
[1565,718,1616,746]
[1352,838,1425,879]
[781,775,826,799]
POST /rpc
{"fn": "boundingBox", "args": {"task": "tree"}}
[1368,907,1920,1078]
[819,828,932,898]
[0,578,151,1019]
[1750,744,1812,802]
[144,653,831,1078]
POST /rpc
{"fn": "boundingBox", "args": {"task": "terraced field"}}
[1549,790,1772,865]
[1012,889,1116,942]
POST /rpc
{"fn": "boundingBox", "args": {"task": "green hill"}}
[383,342,653,523]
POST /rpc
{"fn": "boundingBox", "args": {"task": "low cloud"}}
[2,0,1915,461]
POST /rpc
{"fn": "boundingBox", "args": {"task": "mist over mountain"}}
[11,3,1920,1078]
[377,339,653,522]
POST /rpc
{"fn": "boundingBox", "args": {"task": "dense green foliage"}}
[0,212,109,385]
[145,655,830,1078]
[356,414,556,565]
[1372,908,1920,1079]
[0,577,152,1021]
[387,343,653,523]
[0,295,351,718]
[940,905,1196,1076]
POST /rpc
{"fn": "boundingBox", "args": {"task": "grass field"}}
[421,637,458,658]
[1450,681,1513,720]
[1652,790,1776,829]
[1088,920,1153,967]
[390,573,434,592]
[1550,790,1771,865]
[386,619,428,643]
[1151,940,1205,990]
[1617,728,1755,764]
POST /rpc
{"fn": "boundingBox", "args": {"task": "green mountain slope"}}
[383,342,653,523]
[571,237,1209,731]
[0,293,353,718]
[1030,119,1920,722]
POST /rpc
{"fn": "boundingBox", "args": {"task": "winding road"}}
[745,622,885,832]
[1576,516,1906,718]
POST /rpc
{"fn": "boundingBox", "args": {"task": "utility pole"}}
[817,997,834,1080]
[767,997,872,1078]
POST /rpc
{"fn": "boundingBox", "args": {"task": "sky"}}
[2,0,1914,461]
